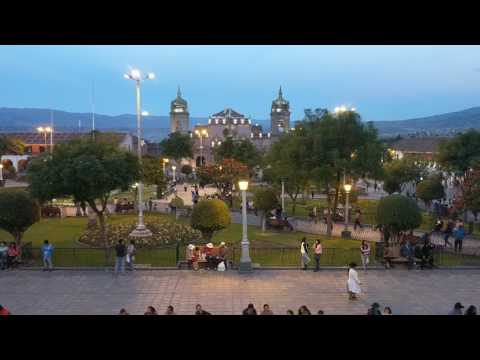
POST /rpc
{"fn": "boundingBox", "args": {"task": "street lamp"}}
[162,158,169,175]
[37,126,53,153]
[0,163,3,184]
[281,178,285,215]
[341,183,352,239]
[172,165,177,183]
[238,180,252,273]
[124,68,155,238]
[194,128,208,166]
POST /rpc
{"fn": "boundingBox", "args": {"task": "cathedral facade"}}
[168,87,291,167]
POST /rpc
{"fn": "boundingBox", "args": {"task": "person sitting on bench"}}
[400,239,415,269]
[205,243,216,270]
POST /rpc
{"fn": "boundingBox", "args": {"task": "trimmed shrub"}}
[191,199,231,241]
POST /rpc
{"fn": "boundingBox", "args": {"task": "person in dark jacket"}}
[367,302,382,315]
[443,219,454,247]
[114,239,127,275]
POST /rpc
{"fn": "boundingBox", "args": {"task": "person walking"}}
[453,223,466,254]
[443,219,454,247]
[300,237,310,270]
[7,242,19,269]
[347,262,361,300]
[354,210,362,230]
[114,239,127,275]
[0,241,8,270]
[313,239,322,272]
[42,240,54,272]
[126,240,136,271]
[360,241,371,271]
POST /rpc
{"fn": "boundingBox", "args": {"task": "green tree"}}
[376,195,422,245]
[196,158,249,206]
[301,110,385,235]
[383,158,423,193]
[142,155,168,199]
[160,132,193,161]
[27,139,141,245]
[0,136,24,155]
[416,176,445,209]
[0,189,40,256]
[264,132,310,215]
[214,137,261,170]
[181,164,193,176]
[437,130,480,173]
[191,199,231,240]
[253,187,279,232]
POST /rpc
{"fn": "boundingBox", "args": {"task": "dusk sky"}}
[1,45,480,122]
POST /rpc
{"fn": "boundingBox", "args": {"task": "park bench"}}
[384,245,421,269]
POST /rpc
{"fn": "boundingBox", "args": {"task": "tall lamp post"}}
[37,126,53,153]
[162,158,169,175]
[341,183,352,239]
[0,163,3,186]
[238,180,252,273]
[124,68,155,238]
[281,178,285,215]
[172,165,176,183]
[194,129,208,166]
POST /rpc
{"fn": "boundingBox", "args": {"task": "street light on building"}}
[124,68,155,238]
[238,180,252,273]
[341,183,352,239]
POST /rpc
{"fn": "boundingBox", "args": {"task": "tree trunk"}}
[15,232,23,259]
[262,214,266,232]
[326,187,332,237]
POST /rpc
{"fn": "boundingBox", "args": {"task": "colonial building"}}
[191,108,274,167]
[170,87,190,134]
[389,136,448,161]
[0,132,139,172]
[270,87,291,136]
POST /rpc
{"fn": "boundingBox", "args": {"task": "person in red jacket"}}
[0,304,11,315]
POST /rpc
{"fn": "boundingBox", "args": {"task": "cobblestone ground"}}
[1,269,479,315]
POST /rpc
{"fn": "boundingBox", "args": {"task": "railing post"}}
[176,241,180,265]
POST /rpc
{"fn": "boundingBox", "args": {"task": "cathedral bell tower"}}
[170,87,190,134]
[270,86,290,136]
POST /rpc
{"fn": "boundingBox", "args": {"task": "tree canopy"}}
[437,130,480,173]
[253,187,279,231]
[0,136,24,155]
[142,155,167,199]
[191,199,231,240]
[416,175,445,208]
[160,132,193,161]
[382,158,424,194]
[0,189,40,254]
[376,195,422,244]
[27,139,141,242]
[214,137,261,169]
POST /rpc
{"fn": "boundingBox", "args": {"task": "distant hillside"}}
[2,106,480,141]
[372,107,480,136]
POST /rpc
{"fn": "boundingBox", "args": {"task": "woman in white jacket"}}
[347,262,361,300]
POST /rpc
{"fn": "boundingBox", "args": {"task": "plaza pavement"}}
[1,269,479,315]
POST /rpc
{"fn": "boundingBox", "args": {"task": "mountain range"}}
[1,106,480,141]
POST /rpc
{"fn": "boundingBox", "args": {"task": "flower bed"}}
[79,218,202,247]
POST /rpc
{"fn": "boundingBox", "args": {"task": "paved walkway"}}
[1,270,479,315]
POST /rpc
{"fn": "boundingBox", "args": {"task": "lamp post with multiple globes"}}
[238,180,252,273]
[37,126,53,153]
[194,129,208,166]
[124,68,155,238]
